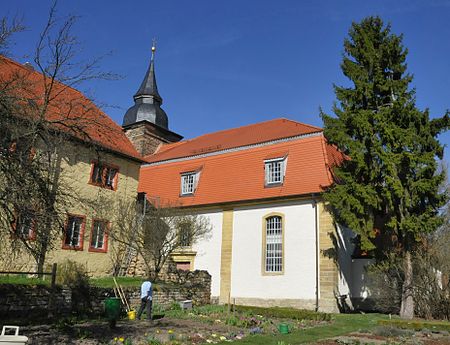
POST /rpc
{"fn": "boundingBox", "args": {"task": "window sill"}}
[264,182,284,188]
[261,271,284,276]
[180,193,195,197]
[62,245,84,251]
[172,248,197,255]
[88,181,117,191]
[88,247,107,253]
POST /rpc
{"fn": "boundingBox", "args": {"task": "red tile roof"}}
[145,118,322,163]
[0,55,143,161]
[138,120,345,207]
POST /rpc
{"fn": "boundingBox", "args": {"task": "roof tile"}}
[0,55,142,161]
[139,120,344,207]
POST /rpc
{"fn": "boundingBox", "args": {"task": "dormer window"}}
[264,157,287,186]
[181,170,200,195]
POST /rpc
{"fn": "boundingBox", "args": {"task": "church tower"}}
[122,43,182,156]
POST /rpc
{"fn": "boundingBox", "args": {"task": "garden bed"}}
[18,304,331,344]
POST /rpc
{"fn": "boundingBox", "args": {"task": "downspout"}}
[313,195,320,312]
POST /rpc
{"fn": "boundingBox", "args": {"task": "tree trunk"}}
[400,250,414,319]
[36,246,47,277]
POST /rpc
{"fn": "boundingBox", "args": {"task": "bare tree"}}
[111,199,212,281]
[0,2,117,274]
[0,16,25,56]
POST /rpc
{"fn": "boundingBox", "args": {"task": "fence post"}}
[48,263,57,319]
[51,263,57,289]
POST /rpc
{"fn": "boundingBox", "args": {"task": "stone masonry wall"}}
[0,270,211,320]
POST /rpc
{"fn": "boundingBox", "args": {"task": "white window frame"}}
[181,171,200,195]
[90,220,107,250]
[105,167,118,188]
[264,157,287,185]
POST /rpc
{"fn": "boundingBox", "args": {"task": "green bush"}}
[378,319,450,332]
[56,259,90,288]
[231,305,331,321]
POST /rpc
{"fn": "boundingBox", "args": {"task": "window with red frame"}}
[63,215,84,249]
[90,162,118,190]
[89,220,108,252]
[14,209,36,240]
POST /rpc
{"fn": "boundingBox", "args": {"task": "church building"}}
[122,48,372,313]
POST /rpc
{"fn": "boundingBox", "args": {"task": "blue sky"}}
[3,0,450,162]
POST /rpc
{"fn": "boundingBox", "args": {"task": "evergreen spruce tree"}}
[321,16,449,319]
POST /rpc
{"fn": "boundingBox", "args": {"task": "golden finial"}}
[151,38,157,60]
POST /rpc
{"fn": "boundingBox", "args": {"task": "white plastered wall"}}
[231,200,316,300]
[192,210,223,297]
[336,224,374,302]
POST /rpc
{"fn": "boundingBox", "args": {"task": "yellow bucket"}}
[127,310,136,320]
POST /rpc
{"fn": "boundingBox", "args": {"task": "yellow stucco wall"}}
[8,142,141,276]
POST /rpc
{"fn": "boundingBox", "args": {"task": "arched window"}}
[263,214,284,274]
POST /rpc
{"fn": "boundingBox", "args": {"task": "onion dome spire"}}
[122,39,169,129]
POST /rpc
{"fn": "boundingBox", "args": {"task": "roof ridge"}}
[280,117,323,131]
[155,117,322,147]
[152,140,187,156]
[210,118,319,139]
[144,131,322,167]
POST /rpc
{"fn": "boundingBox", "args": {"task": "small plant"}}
[225,315,239,326]
[170,301,182,311]
[373,326,414,338]
[146,337,162,345]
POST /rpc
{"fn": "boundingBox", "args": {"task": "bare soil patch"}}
[21,317,244,344]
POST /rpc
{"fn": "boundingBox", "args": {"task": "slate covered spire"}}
[122,42,169,129]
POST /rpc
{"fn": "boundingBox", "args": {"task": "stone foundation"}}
[230,297,317,310]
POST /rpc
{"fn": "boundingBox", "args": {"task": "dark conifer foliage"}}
[321,16,449,318]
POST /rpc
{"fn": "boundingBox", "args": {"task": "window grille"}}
[181,173,196,195]
[265,158,285,185]
[265,216,283,272]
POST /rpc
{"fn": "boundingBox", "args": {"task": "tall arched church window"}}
[263,214,284,274]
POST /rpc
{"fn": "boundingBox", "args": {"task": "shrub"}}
[56,259,92,316]
[231,305,331,321]
[56,259,90,288]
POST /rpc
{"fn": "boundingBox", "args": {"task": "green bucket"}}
[278,323,290,334]
[104,297,121,320]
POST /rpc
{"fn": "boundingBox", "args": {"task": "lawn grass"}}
[378,318,450,331]
[0,275,51,286]
[217,313,388,345]
[89,276,144,288]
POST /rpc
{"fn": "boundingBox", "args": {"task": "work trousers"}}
[137,297,152,320]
